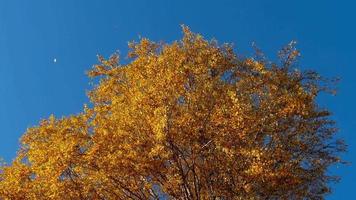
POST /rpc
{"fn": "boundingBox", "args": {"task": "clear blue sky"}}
[0,0,354,198]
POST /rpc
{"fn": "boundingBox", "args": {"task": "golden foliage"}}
[0,26,345,199]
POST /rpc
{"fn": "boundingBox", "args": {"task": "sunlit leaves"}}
[0,26,344,200]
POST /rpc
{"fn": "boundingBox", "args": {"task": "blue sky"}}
[0,0,354,198]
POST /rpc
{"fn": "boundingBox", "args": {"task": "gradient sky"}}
[0,0,354,199]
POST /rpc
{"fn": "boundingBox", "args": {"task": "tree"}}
[0,26,346,200]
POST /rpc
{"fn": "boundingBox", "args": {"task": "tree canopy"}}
[0,26,345,199]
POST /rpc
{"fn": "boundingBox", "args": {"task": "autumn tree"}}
[0,26,346,200]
